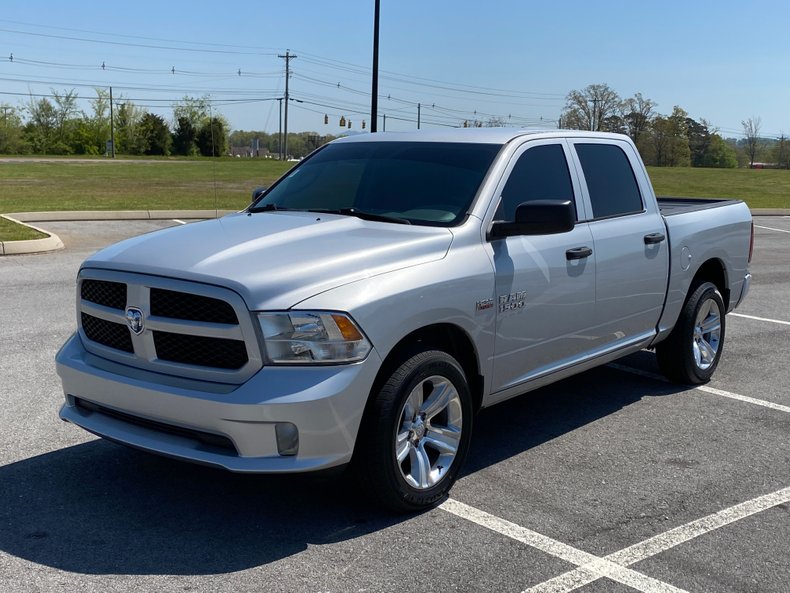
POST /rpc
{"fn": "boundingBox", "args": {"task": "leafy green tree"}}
[115,100,144,154]
[686,118,712,167]
[24,97,58,153]
[703,135,737,168]
[172,95,211,129]
[196,117,228,156]
[0,104,28,153]
[137,113,171,155]
[172,116,198,156]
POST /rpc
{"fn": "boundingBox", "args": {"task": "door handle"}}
[566,246,593,260]
[644,232,666,245]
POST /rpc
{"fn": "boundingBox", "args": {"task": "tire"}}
[656,281,726,384]
[358,350,473,512]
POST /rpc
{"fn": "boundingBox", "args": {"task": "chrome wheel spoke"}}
[408,444,432,489]
[698,338,717,364]
[420,380,454,420]
[700,316,721,335]
[423,426,460,455]
[404,385,422,422]
[396,436,412,464]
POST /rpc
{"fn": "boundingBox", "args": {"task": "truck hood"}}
[83,211,454,310]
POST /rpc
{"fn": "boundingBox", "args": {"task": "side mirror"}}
[251,186,268,201]
[489,199,575,239]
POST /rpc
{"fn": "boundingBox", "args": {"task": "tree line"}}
[0,91,229,157]
[559,83,787,169]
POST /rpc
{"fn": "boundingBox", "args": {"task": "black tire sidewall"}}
[365,350,473,511]
[679,282,726,383]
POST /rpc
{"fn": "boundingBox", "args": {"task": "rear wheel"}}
[359,350,473,512]
[656,281,725,384]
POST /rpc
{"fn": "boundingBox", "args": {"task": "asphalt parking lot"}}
[1,217,788,593]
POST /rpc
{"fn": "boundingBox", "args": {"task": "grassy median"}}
[0,216,47,241]
[0,156,789,242]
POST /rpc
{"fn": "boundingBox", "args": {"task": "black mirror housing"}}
[251,186,268,201]
[490,199,576,239]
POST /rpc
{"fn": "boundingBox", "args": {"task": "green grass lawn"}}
[1,157,789,243]
[646,166,790,207]
[0,216,47,241]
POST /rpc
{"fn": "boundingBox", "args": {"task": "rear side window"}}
[496,144,575,221]
[575,143,643,219]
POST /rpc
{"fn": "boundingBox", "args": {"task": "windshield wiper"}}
[307,207,411,225]
[248,203,291,214]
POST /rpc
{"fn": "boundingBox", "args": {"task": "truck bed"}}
[657,196,743,216]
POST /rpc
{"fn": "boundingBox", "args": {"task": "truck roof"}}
[332,128,631,145]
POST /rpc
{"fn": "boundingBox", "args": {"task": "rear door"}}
[568,138,669,351]
[487,139,597,394]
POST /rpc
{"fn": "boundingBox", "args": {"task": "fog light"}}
[275,422,299,456]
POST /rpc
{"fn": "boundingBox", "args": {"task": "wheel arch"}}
[690,257,729,309]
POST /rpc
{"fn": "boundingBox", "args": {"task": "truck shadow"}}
[0,353,683,575]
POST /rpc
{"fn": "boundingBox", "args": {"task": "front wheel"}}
[358,350,473,512]
[656,281,726,384]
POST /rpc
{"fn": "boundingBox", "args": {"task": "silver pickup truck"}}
[56,129,753,510]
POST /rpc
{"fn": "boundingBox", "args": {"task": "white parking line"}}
[172,219,187,225]
[440,499,690,593]
[730,312,790,326]
[607,363,790,414]
[755,224,790,234]
[521,485,790,593]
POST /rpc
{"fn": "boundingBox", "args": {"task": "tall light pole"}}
[370,0,380,133]
[277,97,283,160]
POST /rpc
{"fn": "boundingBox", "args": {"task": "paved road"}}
[0,218,788,593]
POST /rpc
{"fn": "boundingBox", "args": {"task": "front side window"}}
[575,143,643,219]
[251,141,502,227]
[495,144,575,221]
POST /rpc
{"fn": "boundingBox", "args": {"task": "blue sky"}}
[1,0,788,139]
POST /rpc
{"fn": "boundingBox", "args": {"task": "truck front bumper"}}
[56,333,382,473]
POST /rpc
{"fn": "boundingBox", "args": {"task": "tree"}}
[741,117,761,167]
[138,112,171,155]
[172,96,211,129]
[0,104,28,153]
[24,97,58,153]
[195,117,228,157]
[774,134,789,169]
[561,83,622,131]
[51,89,79,148]
[621,92,656,144]
[686,118,713,167]
[172,116,198,156]
[115,100,144,154]
[703,135,737,168]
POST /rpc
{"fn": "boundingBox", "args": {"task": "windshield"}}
[250,141,502,226]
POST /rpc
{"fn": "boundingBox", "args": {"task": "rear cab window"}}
[574,143,644,219]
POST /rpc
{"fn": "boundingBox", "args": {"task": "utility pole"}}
[277,97,283,160]
[370,0,380,133]
[278,50,297,159]
[109,86,115,158]
[590,98,600,131]
[383,113,386,132]
[417,103,421,129]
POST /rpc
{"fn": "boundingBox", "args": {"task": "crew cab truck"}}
[56,129,753,511]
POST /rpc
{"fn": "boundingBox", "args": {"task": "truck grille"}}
[81,279,127,310]
[81,312,134,352]
[77,271,262,383]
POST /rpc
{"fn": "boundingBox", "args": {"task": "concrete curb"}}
[0,214,64,256]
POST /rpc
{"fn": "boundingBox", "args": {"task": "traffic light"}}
[324,114,328,125]
[339,115,346,127]
[362,120,366,130]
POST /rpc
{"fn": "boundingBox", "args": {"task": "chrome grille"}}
[77,270,263,383]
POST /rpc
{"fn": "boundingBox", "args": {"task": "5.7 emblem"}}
[125,307,145,335]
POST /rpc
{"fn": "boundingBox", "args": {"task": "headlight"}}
[257,311,372,364]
